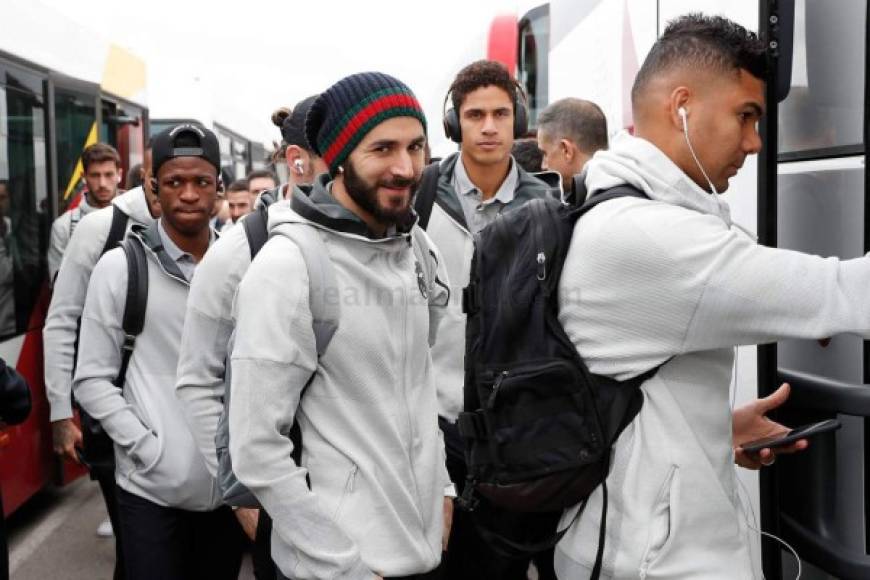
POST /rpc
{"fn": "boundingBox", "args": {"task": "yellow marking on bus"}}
[63,122,98,201]
[101,45,146,100]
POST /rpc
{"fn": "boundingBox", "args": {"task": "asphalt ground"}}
[7,477,254,580]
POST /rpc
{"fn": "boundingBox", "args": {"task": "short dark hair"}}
[245,169,277,185]
[511,139,543,173]
[125,163,143,189]
[81,142,121,172]
[631,13,767,107]
[449,60,517,112]
[537,98,608,155]
[226,179,249,193]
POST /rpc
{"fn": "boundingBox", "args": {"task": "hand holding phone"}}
[741,418,841,454]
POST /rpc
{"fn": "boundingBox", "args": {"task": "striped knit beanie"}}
[305,72,427,176]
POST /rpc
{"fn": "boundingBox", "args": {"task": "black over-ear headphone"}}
[442,80,529,143]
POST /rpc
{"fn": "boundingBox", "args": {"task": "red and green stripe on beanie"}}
[305,72,427,176]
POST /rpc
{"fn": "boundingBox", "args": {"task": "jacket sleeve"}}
[0,357,30,426]
[564,201,870,379]
[175,231,249,477]
[229,236,374,580]
[72,249,158,468]
[47,214,68,284]
[43,212,111,422]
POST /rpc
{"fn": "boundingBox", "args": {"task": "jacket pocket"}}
[331,463,359,523]
[640,465,678,576]
[132,431,163,475]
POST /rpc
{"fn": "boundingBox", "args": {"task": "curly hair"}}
[631,13,767,106]
[449,60,517,112]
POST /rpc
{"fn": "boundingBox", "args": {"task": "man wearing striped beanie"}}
[304,71,429,234]
[229,72,453,580]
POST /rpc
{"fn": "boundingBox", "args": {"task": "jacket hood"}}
[112,186,156,225]
[434,152,552,231]
[268,173,416,242]
[584,131,733,226]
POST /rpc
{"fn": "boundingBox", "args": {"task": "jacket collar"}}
[435,152,552,232]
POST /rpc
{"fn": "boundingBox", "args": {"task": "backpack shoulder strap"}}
[577,184,649,217]
[114,238,148,389]
[414,162,441,231]
[242,205,269,260]
[69,207,82,237]
[409,226,437,293]
[101,205,129,257]
[280,225,340,356]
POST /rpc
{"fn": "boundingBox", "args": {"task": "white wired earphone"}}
[678,106,718,195]
[728,347,802,580]
[679,104,801,578]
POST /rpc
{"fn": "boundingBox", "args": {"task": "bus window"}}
[53,88,96,213]
[100,100,145,186]
[0,70,49,338]
[778,0,866,158]
[517,4,550,130]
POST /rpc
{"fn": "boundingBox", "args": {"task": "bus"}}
[485,1,868,577]
[0,0,149,516]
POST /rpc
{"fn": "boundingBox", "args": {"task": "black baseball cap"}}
[152,123,221,177]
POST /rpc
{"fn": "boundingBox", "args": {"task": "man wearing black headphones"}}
[426,60,554,579]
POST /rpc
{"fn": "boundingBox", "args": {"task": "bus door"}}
[99,97,146,188]
[50,75,98,215]
[758,0,870,578]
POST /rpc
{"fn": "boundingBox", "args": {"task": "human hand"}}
[51,418,82,463]
[733,383,808,469]
[442,496,454,551]
[234,507,259,541]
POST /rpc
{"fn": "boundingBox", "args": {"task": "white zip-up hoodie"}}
[554,131,870,579]
[73,220,220,510]
[229,180,451,579]
[176,187,289,476]
[44,187,156,422]
[48,197,98,282]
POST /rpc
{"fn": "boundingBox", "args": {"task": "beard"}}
[343,160,416,228]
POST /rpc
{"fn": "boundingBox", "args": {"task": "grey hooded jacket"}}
[44,187,155,422]
[229,177,451,579]
[73,220,220,510]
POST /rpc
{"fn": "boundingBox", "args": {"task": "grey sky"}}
[42,0,519,155]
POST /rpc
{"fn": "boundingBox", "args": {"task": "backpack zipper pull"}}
[487,370,509,410]
[537,251,547,281]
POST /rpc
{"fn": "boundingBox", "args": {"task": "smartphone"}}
[741,418,842,454]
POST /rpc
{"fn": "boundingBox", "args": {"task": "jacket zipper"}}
[391,251,431,553]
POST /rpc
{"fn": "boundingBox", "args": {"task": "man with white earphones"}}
[553,13,870,579]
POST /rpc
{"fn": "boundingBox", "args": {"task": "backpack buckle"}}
[457,478,480,512]
[121,334,136,352]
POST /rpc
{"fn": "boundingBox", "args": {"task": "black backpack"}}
[78,227,147,470]
[77,206,135,469]
[458,185,658,577]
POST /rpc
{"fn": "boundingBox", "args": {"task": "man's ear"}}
[116,170,123,185]
[149,177,159,197]
[217,178,224,195]
[285,144,301,166]
[560,139,574,161]
[669,86,692,130]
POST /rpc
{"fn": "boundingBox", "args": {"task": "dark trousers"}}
[277,562,442,580]
[92,463,125,580]
[253,509,277,580]
[116,486,245,580]
[439,418,557,580]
